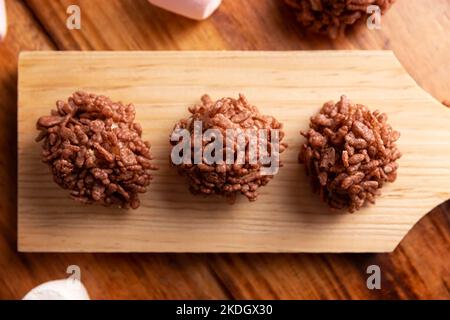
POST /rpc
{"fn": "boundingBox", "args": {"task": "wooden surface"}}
[18,50,450,253]
[1,0,449,298]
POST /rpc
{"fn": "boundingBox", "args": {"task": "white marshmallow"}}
[23,279,90,300]
[148,0,222,20]
[0,0,6,40]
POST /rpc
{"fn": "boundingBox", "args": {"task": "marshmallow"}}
[148,0,222,20]
[0,0,6,40]
[23,279,90,300]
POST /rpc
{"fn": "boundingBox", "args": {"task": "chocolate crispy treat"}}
[36,91,157,209]
[170,94,287,203]
[299,96,401,212]
[284,0,395,38]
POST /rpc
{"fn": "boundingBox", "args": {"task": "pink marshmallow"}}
[148,0,222,20]
[0,0,6,40]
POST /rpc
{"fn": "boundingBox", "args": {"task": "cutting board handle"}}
[17,51,450,252]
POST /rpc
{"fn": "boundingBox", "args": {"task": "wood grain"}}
[0,0,448,299]
[18,50,450,253]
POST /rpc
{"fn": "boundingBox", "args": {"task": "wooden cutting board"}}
[18,51,450,253]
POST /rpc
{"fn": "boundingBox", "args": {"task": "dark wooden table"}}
[0,0,449,299]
